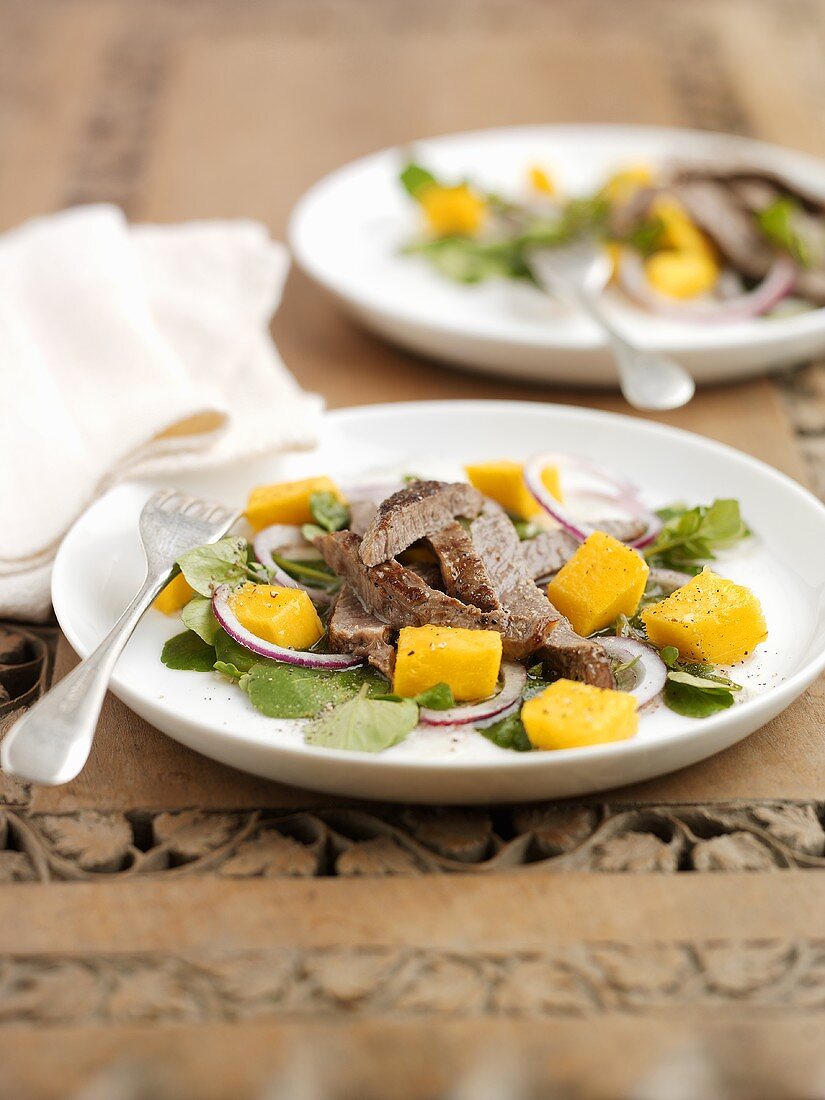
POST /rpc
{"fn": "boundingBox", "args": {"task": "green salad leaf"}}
[481,714,533,752]
[644,499,749,573]
[413,682,455,710]
[310,491,350,533]
[161,630,217,671]
[400,162,438,198]
[177,536,250,596]
[181,596,219,644]
[757,197,810,266]
[243,662,390,719]
[305,685,419,752]
[213,630,260,674]
[664,678,735,718]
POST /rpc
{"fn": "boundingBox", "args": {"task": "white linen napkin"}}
[0,204,322,621]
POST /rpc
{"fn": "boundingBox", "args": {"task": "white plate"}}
[53,401,825,804]
[289,124,825,386]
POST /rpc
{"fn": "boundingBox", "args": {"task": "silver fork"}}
[529,239,696,410]
[1,490,240,786]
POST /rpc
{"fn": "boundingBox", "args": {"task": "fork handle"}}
[1,572,166,785]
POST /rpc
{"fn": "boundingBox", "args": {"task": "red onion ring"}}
[599,636,667,707]
[618,252,796,323]
[419,662,527,727]
[212,584,362,670]
[522,452,662,549]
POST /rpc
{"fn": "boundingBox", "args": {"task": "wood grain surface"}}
[3,1,825,1097]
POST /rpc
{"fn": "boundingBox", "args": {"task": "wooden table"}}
[3,2,825,1097]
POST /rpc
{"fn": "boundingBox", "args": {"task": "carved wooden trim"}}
[1,801,824,881]
[0,937,823,1025]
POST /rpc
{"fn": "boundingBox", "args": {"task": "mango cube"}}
[522,679,638,750]
[546,531,649,636]
[245,477,344,531]
[230,584,323,649]
[154,572,195,615]
[393,625,502,702]
[464,461,562,519]
[641,569,767,664]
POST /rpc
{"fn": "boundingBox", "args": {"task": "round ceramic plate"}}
[289,124,825,386]
[53,401,825,803]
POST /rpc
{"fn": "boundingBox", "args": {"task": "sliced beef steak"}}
[670,180,775,279]
[521,517,647,580]
[316,531,506,633]
[469,506,559,659]
[359,480,483,566]
[328,586,396,680]
[427,522,500,611]
[470,505,614,685]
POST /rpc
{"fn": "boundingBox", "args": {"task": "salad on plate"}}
[155,455,767,755]
[398,157,825,322]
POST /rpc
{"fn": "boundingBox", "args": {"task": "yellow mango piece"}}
[154,573,195,615]
[464,461,562,519]
[651,197,713,256]
[523,679,637,750]
[602,163,655,203]
[546,531,649,637]
[393,625,502,702]
[420,184,486,237]
[230,584,323,650]
[245,477,343,531]
[645,250,719,299]
[641,569,767,665]
[528,164,557,196]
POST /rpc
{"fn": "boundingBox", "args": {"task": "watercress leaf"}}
[305,687,419,752]
[414,682,455,710]
[302,523,327,543]
[181,596,219,644]
[660,645,680,668]
[668,669,743,692]
[177,536,249,597]
[757,197,810,266]
[245,663,390,719]
[214,629,259,674]
[664,679,734,718]
[400,162,437,199]
[700,499,748,544]
[161,631,217,672]
[481,714,533,752]
[214,660,244,681]
[309,492,350,534]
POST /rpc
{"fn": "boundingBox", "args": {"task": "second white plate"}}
[290,124,825,385]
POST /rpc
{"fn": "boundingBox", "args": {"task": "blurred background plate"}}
[290,123,825,386]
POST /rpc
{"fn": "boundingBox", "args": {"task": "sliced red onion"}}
[419,662,527,727]
[522,452,662,550]
[648,566,692,592]
[212,584,362,670]
[252,524,306,566]
[618,252,796,323]
[599,636,667,707]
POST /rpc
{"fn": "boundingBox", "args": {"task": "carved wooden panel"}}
[2,801,825,881]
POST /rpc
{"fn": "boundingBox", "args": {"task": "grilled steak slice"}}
[328,586,396,680]
[359,480,483,566]
[670,179,775,279]
[470,506,559,659]
[538,619,615,689]
[316,531,506,633]
[521,517,647,580]
[471,505,614,685]
[427,522,500,611]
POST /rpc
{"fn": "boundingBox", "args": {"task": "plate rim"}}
[51,399,825,776]
[288,121,825,352]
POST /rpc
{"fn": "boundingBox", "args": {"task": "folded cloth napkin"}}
[0,204,322,622]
